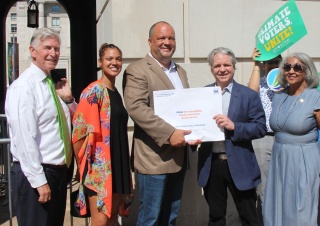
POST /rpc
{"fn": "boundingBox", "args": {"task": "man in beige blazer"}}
[123,21,197,226]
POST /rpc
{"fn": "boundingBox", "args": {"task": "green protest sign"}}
[255,0,307,61]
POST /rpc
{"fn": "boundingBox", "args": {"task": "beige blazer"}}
[123,54,189,174]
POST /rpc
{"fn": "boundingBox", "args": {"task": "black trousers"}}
[11,163,68,226]
[203,157,259,226]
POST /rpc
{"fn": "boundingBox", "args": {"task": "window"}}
[52,6,60,13]
[52,17,60,27]
[11,13,17,20]
[11,24,17,33]
[11,37,17,43]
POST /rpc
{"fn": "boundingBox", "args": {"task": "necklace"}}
[275,90,306,129]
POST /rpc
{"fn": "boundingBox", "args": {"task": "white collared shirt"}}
[149,53,184,89]
[5,63,72,188]
[212,82,233,153]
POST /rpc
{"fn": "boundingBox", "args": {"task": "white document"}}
[154,87,225,142]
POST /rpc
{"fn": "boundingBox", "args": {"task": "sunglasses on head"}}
[282,63,305,72]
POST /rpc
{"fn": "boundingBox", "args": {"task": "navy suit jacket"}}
[197,80,267,191]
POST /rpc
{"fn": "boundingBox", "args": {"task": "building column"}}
[38,2,44,28]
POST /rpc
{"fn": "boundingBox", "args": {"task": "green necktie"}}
[46,76,72,167]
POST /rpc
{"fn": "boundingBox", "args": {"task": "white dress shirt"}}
[5,63,72,188]
[211,82,233,153]
[149,53,184,89]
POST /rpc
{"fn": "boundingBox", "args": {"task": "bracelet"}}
[252,70,260,72]
[64,97,75,104]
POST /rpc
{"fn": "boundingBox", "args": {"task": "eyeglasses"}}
[282,63,305,72]
[266,60,280,65]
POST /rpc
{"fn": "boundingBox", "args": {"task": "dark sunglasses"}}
[266,60,280,65]
[283,63,305,72]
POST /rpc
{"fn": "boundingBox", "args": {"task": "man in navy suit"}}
[197,47,266,226]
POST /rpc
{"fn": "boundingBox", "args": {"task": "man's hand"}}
[37,183,51,203]
[55,78,73,101]
[169,129,191,147]
[214,114,234,131]
[188,139,202,145]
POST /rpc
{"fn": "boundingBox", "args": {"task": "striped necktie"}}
[46,76,72,167]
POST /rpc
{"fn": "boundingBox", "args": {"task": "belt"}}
[212,153,227,160]
[266,132,274,136]
[13,162,66,169]
[42,163,67,169]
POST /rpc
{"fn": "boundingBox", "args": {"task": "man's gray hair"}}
[30,28,61,50]
[207,47,237,67]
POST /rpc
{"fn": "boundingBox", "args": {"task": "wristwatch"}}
[64,97,75,104]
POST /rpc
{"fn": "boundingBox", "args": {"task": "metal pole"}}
[0,138,12,226]
[96,0,110,24]
[69,183,73,226]
[7,142,12,226]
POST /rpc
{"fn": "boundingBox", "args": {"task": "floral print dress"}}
[72,80,115,217]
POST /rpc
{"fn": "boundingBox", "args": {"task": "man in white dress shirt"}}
[5,28,76,226]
